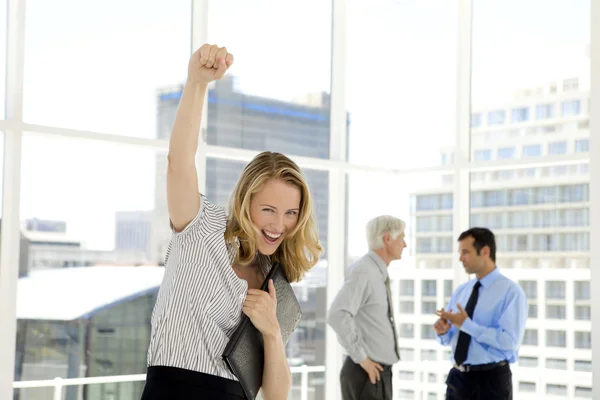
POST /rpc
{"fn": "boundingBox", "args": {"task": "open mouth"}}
[262,229,282,245]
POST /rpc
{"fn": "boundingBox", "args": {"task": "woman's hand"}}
[243,279,280,338]
[187,44,234,84]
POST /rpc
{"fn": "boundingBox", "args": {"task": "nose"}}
[273,213,285,232]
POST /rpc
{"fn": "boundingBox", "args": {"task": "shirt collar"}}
[478,266,501,288]
[367,250,389,280]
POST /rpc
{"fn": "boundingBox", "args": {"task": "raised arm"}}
[167,44,233,231]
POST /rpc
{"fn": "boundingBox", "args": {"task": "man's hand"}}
[435,303,468,328]
[433,311,452,335]
[359,357,384,384]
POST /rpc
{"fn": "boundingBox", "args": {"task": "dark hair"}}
[458,227,496,262]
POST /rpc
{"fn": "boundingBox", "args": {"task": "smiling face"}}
[249,179,301,255]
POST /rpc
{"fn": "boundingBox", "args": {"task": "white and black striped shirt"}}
[146,195,271,380]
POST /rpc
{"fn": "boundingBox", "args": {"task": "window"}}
[398,324,414,338]
[497,147,516,160]
[522,329,538,346]
[509,189,530,205]
[575,281,590,300]
[398,371,415,381]
[546,305,566,319]
[398,389,415,400]
[420,349,437,361]
[575,331,591,349]
[487,110,506,125]
[575,387,593,398]
[511,107,529,122]
[519,357,538,368]
[422,301,437,315]
[575,306,591,320]
[471,113,483,128]
[528,304,538,318]
[546,281,565,299]
[399,348,415,361]
[575,139,590,152]
[422,280,437,297]
[546,330,566,347]
[519,281,537,298]
[421,324,437,340]
[546,384,567,396]
[535,103,555,119]
[548,141,567,155]
[562,99,581,116]
[519,382,536,392]
[416,216,434,232]
[522,144,541,158]
[444,280,453,297]
[545,358,567,370]
[474,149,492,161]
[574,360,592,372]
[399,280,414,296]
[399,301,414,314]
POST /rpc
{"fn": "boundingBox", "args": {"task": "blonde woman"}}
[140,44,322,399]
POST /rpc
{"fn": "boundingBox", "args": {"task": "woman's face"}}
[249,179,301,256]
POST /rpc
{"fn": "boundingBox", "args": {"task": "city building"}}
[400,78,592,399]
[115,210,153,261]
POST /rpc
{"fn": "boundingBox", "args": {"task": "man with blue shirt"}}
[434,227,528,400]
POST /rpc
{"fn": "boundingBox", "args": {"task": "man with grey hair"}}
[327,215,407,400]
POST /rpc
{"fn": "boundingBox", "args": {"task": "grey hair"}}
[366,215,406,250]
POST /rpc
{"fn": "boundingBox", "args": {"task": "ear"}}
[383,231,390,244]
[481,245,490,258]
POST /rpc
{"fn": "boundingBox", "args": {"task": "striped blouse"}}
[146,195,271,380]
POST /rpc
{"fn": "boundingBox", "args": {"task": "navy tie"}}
[454,281,482,366]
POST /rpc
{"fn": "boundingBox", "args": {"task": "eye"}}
[287,210,298,216]
[262,208,275,213]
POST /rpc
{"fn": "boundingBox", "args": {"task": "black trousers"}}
[445,363,512,400]
[140,366,246,400]
[340,356,393,400]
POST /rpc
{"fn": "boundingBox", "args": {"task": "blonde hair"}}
[225,151,323,282]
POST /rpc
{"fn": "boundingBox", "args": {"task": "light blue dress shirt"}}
[438,267,528,365]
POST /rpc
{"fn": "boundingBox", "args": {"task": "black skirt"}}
[140,366,246,400]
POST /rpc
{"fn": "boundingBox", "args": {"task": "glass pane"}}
[16,135,158,400]
[471,0,590,159]
[23,0,191,137]
[206,156,329,379]
[471,1,591,396]
[346,171,454,397]
[470,166,591,392]
[0,0,6,119]
[206,0,332,159]
[347,0,458,169]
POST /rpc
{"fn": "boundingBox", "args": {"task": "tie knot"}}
[474,281,482,290]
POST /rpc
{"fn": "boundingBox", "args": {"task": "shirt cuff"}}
[349,347,367,364]
[460,318,482,338]
[438,331,451,345]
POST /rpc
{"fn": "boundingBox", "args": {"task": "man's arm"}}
[327,272,370,363]
[459,286,528,352]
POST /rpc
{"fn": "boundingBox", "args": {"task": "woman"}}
[140,44,322,400]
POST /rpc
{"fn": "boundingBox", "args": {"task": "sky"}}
[0,0,591,255]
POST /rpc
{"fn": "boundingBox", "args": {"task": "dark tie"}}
[454,281,482,366]
[385,277,401,360]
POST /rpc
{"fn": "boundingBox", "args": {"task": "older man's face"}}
[387,232,407,260]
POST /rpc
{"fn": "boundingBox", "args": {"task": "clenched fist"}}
[188,44,234,84]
